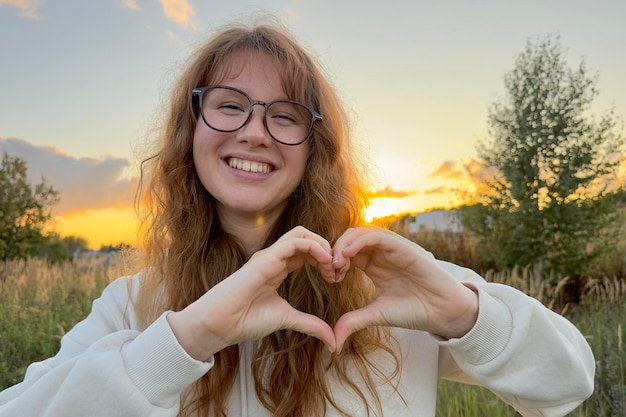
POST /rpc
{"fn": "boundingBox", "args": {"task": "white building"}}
[408,209,462,234]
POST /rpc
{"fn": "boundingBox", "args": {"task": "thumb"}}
[283,310,337,353]
[333,308,379,354]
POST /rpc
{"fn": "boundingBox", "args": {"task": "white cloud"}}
[0,138,138,216]
[121,0,140,11]
[0,0,40,18]
[159,0,199,30]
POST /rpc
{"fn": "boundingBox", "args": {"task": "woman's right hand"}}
[166,226,337,361]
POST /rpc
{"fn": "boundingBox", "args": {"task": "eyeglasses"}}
[192,85,322,146]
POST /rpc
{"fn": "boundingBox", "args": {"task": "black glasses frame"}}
[192,85,322,146]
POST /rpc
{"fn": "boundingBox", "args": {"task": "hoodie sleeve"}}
[0,276,212,417]
[432,256,595,417]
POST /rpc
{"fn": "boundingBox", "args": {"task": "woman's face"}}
[192,52,310,227]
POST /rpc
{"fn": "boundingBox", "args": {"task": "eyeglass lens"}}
[200,87,314,145]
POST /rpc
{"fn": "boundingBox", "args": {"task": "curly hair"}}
[134,22,400,417]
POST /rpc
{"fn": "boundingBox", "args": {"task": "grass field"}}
[0,255,624,416]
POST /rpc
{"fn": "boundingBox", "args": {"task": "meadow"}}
[0,238,624,416]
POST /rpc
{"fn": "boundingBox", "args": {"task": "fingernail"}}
[332,254,339,265]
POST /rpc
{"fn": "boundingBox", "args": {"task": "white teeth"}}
[228,157,272,174]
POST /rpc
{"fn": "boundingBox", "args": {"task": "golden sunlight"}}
[365,198,396,223]
[56,208,139,250]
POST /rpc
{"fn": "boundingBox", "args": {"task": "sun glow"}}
[365,198,396,223]
[56,208,139,250]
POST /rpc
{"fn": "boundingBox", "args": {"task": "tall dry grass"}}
[0,255,129,388]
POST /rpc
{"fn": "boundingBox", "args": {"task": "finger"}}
[339,229,384,259]
[284,225,333,254]
[331,227,364,265]
[285,238,335,281]
[334,226,400,259]
[267,234,332,274]
[333,307,381,353]
[283,309,337,353]
[337,227,420,273]
[333,257,350,283]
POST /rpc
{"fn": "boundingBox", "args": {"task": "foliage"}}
[409,228,499,275]
[459,35,625,279]
[0,152,59,260]
[369,213,416,236]
[99,242,133,253]
[0,151,93,262]
[39,234,91,262]
[58,235,90,254]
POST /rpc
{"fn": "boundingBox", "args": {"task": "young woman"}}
[0,23,594,417]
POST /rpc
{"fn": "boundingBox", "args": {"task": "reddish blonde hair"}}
[135,22,400,417]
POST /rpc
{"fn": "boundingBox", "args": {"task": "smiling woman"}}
[0,21,594,417]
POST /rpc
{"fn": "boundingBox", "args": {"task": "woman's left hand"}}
[330,227,479,353]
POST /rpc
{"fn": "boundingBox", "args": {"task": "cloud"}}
[461,158,486,175]
[368,185,418,199]
[159,0,199,30]
[427,160,465,180]
[285,9,300,22]
[0,0,40,18]
[121,0,140,11]
[423,186,451,195]
[0,138,138,216]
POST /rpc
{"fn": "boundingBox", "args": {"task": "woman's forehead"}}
[208,50,283,86]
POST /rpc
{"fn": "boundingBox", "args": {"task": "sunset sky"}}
[1,0,625,248]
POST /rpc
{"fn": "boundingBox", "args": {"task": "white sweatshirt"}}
[0,255,595,417]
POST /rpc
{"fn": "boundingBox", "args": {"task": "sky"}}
[1,0,625,249]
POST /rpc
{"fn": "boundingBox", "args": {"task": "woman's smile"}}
[226,157,273,174]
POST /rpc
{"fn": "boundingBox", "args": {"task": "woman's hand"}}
[331,226,479,353]
[167,226,337,361]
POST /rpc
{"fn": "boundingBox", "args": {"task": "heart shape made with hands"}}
[273,228,479,354]
[170,227,477,361]
[275,251,416,355]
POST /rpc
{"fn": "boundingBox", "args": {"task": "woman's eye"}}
[273,113,298,124]
[218,103,246,113]
[269,102,309,126]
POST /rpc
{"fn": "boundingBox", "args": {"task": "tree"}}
[40,234,90,262]
[61,235,90,254]
[0,151,59,260]
[460,35,625,281]
[99,242,132,253]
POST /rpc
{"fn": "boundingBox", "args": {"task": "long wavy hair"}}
[134,23,401,417]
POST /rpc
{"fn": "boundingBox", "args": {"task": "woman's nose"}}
[237,107,272,147]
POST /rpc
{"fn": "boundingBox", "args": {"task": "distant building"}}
[408,209,462,234]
